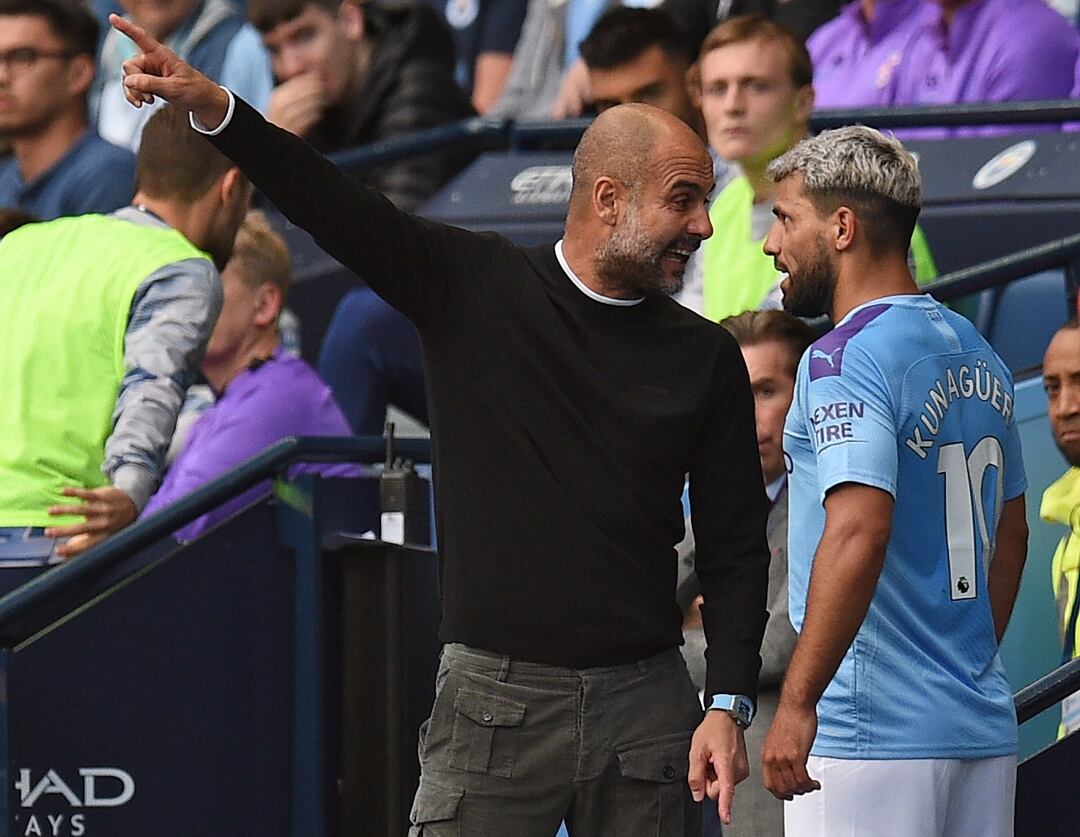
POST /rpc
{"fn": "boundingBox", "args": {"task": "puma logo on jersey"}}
[811,348,841,369]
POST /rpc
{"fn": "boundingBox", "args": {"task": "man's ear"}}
[834,206,856,253]
[253,282,284,327]
[67,54,95,99]
[592,176,625,227]
[219,167,249,207]
[338,0,365,40]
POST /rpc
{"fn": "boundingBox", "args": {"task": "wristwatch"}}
[708,693,755,729]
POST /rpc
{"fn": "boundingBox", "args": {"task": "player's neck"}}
[831,257,920,323]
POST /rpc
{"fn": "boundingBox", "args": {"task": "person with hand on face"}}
[111,14,772,834]
[251,0,473,211]
[760,125,1028,837]
[0,104,251,561]
[1040,322,1080,736]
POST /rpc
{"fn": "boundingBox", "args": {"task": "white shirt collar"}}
[554,240,645,307]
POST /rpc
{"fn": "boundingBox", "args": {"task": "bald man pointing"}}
[112,15,770,834]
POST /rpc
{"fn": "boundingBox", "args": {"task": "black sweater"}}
[212,99,771,697]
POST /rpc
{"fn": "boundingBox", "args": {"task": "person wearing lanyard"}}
[0,104,250,562]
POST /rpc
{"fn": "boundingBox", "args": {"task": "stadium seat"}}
[982,268,1071,373]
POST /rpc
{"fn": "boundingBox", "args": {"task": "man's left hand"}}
[761,701,820,801]
[44,487,138,558]
[688,710,749,825]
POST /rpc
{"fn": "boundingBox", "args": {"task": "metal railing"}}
[1017,656,1080,724]
[0,435,432,639]
[810,98,1080,131]
[325,99,1080,173]
[922,231,1080,304]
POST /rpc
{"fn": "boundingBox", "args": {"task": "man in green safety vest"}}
[679,14,936,322]
[0,104,251,562]
[1042,321,1080,736]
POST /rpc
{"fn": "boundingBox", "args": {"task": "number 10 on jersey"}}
[937,437,1005,602]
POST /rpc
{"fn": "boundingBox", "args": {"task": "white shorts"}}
[784,754,1016,837]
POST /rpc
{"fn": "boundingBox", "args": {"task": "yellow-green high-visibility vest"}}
[0,214,210,526]
[1044,467,1080,737]
[702,176,778,323]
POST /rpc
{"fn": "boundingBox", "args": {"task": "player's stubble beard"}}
[781,235,837,319]
[595,200,695,298]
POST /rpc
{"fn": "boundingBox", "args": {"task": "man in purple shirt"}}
[807,0,924,109]
[891,0,1079,138]
[142,210,358,540]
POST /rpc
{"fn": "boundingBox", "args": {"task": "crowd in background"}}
[2,1,1080,834]
[4,0,1080,223]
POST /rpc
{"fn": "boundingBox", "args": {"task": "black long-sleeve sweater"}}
[211,99,771,698]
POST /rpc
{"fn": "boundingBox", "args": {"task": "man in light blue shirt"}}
[759,126,1029,837]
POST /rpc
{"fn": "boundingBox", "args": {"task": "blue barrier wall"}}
[1002,374,1071,758]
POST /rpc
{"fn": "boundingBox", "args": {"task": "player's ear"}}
[834,206,856,252]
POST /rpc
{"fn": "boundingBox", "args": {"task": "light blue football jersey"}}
[785,294,1026,759]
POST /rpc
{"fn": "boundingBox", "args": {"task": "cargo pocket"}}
[408,780,463,836]
[448,687,527,778]
[615,732,693,836]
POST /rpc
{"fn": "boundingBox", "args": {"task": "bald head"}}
[561,104,713,300]
[569,104,707,213]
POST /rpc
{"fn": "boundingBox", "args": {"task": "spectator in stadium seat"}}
[0,105,248,562]
[1041,321,1080,737]
[97,0,273,150]
[579,6,704,136]
[0,0,135,217]
[264,0,477,439]
[117,15,776,830]
[142,210,358,540]
[424,0,528,115]
[252,0,474,211]
[888,0,1079,138]
[490,0,715,120]
[677,309,812,837]
[760,126,1028,837]
[681,15,811,321]
[682,15,935,322]
[807,0,924,109]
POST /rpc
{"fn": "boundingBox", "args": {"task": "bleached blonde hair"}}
[767,126,922,255]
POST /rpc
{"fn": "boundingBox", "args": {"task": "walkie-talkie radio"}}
[379,421,429,545]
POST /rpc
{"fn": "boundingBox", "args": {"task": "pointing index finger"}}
[109,13,163,54]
